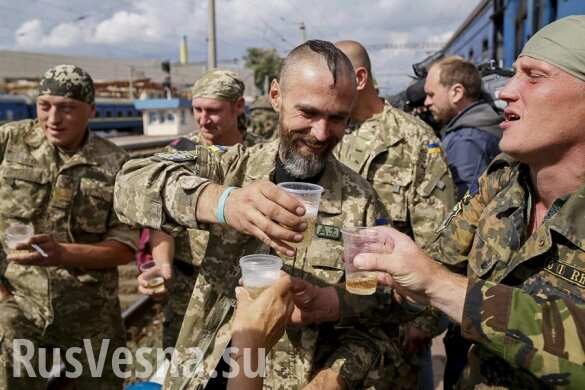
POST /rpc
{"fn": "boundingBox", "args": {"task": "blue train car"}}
[442,0,585,67]
[0,96,142,135]
[0,95,34,125]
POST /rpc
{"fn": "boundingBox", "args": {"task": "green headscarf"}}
[520,15,585,82]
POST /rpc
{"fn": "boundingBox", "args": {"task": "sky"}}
[0,0,481,94]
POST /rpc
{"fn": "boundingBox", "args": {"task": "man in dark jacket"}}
[425,56,502,199]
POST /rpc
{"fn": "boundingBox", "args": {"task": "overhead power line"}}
[366,42,446,51]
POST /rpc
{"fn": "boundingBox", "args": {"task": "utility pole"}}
[299,22,307,43]
[208,0,217,69]
[128,65,134,99]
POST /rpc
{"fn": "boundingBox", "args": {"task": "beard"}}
[278,124,335,179]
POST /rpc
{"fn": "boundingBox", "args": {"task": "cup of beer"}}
[139,260,166,294]
[239,254,283,299]
[341,227,380,295]
[4,222,34,255]
[277,182,324,250]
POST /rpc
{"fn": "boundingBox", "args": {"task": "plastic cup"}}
[139,261,166,294]
[277,182,323,250]
[4,222,34,254]
[341,227,380,295]
[239,254,283,299]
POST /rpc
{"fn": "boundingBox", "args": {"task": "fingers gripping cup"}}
[277,182,323,250]
[341,227,379,295]
[239,254,283,299]
[4,223,34,255]
[139,261,166,294]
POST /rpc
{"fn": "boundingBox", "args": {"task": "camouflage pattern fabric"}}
[191,69,244,102]
[0,119,138,389]
[114,139,391,389]
[334,102,456,248]
[38,64,95,105]
[159,130,258,350]
[334,102,455,387]
[426,154,585,388]
[249,95,279,141]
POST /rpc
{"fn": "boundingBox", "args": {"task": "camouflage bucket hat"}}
[39,64,95,105]
[191,69,245,102]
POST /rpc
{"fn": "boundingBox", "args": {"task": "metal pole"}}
[299,22,307,43]
[208,0,217,69]
[128,65,134,99]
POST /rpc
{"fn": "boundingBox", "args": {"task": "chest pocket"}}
[73,178,113,234]
[0,165,49,220]
[307,229,344,285]
[371,164,412,223]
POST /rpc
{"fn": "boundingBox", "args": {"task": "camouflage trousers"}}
[0,295,126,390]
[163,261,198,351]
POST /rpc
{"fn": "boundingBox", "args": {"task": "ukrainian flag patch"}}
[427,143,442,154]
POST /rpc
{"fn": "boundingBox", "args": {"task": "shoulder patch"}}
[154,150,200,162]
[208,145,227,155]
[427,142,443,155]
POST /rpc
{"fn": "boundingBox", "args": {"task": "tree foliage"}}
[243,48,283,94]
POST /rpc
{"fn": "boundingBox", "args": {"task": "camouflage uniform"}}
[423,154,585,388]
[161,130,260,351]
[334,102,456,248]
[334,102,456,387]
[248,95,279,142]
[114,139,390,389]
[340,154,585,387]
[0,120,138,390]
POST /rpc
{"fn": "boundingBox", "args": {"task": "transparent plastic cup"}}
[139,261,166,294]
[5,223,34,254]
[341,227,380,295]
[239,254,283,299]
[277,182,323,250]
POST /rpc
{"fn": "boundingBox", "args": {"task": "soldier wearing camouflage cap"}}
[296,16,585,389]
[249,94,279,141]
[0,64,139,389]
[137,68,261,354]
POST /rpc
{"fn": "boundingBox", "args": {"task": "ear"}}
[269,79,282,113]
[355,67,368,91]
[449,83,465,105]
[89,104,96,119]
[234,96,245,115]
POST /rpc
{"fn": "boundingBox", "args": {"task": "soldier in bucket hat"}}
[0,64,139,389]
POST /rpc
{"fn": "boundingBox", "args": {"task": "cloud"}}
[7,0,480,92]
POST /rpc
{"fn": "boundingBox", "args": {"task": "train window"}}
[95,111,101,118]
[148,111,156,124]
[6,110,13,121]
[127,110,133,117]
[117,111,123,117]
[468,48,474,61]
[167,112,175,122]
[106,111,112,118]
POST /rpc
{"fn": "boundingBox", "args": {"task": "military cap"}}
[191,69,245,102]
[39,64,95,105]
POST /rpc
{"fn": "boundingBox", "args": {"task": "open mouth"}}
[504,111,520,121]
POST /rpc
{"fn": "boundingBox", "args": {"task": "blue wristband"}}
[216,186,237,224]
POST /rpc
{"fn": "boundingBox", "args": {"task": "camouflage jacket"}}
[334,103,456,248]
[166,130,260,265]
[0,119,138,328]
[428,154,585,389]
[114,139,390,389]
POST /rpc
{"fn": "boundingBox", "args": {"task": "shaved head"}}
[279,40,355,92]
[335,40,372,75]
